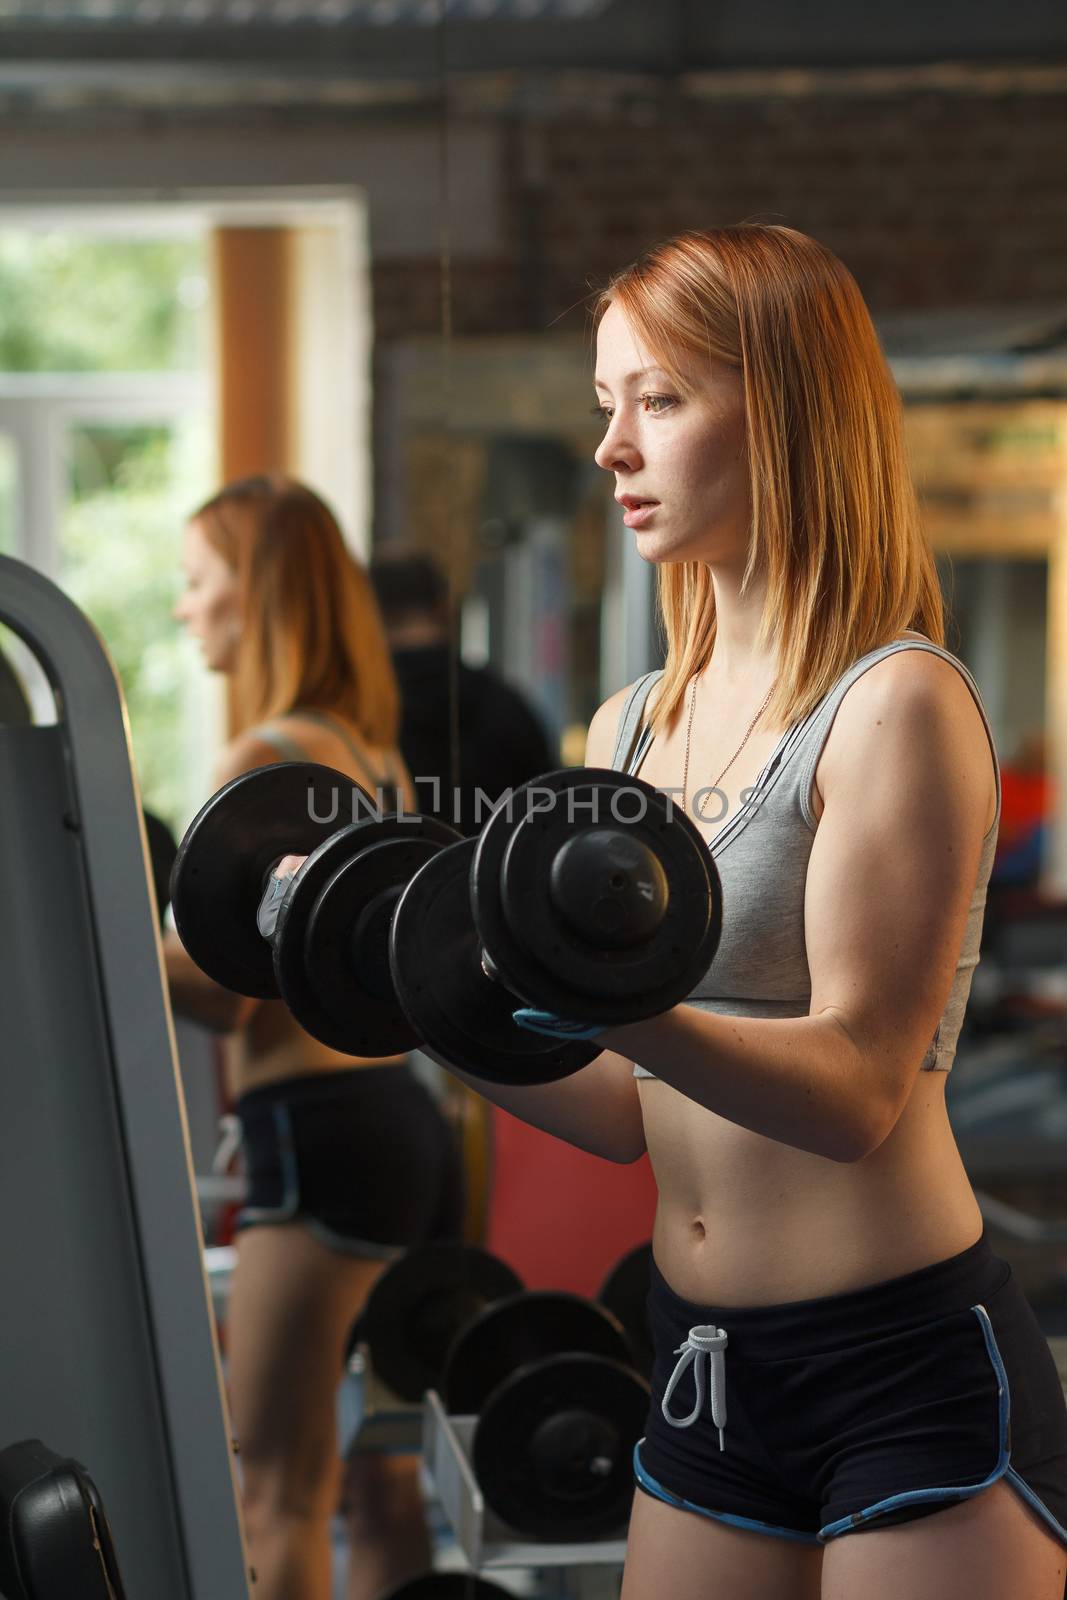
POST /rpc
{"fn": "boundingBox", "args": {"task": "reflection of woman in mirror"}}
[167,476,462,1600]
[454,227,1067,1598]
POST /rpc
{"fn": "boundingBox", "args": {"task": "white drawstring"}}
[661,1325,729,1450]
[212,1114,243,1176]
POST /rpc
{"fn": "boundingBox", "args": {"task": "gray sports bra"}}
[609,639,1001,1078]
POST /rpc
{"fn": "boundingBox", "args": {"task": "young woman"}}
[451,227,1067,1599]
[166,475,461,1600]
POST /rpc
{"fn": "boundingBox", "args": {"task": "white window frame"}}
[0,372,211,578]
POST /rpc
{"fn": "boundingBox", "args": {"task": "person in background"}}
[166,476,461,1600]
[369,548,555,834]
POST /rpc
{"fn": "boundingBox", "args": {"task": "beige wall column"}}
[212,209,368,553]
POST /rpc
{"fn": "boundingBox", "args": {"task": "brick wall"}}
[371,86,1067,341]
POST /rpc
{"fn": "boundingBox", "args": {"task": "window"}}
[0,224,216,829]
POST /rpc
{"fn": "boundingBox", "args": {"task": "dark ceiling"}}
[0,0,1065,85]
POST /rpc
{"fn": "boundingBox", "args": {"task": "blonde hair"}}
[191,475,400,745]
[596,225,943,733]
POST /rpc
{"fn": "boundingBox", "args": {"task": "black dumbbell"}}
[389,768,722,1085]
[172,762,720,1073]
[442,1291,650,1543]
[170,762,461,1056]
[350,1242,525,1405]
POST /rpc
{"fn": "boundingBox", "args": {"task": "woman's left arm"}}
[601,653,995,1164]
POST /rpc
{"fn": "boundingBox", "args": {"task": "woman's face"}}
[593,301,750,569]
[174,517,241,673]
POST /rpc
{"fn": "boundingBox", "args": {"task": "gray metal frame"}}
[0,555,251,1597]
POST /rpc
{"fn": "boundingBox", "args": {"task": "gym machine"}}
[0,555,252,1598]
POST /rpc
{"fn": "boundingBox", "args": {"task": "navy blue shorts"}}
[635,1231,1067,1545]
[235,1065,463,1260]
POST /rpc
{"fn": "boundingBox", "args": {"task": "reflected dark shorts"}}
[636,1231,1067,1545]
[234,1064,464,1260]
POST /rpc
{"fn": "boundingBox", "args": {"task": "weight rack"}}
[340,1340,626,1597]
[422,1390,626,1591]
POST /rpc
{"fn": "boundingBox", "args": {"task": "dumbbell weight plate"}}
[170,762,370,998]
[354,1242,525,1404]
[273,813,461,1056]
[443,1291,635,1415]
[472,768,723,1022]
[389,840,601,1086]
[598,1242,654,1380]
[473,1353,650,1541]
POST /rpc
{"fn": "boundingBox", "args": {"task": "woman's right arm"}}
[430,684,648,1165]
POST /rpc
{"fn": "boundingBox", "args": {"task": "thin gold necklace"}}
[682,673,777,822]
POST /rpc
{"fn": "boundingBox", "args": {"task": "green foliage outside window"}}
[0,228,214,831]
[61,419,214,833]
[0,233,206,373]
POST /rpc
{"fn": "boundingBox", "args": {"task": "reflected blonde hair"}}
[596,225,943,733]
[191,475,399,745]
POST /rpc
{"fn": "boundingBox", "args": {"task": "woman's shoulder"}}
[288,711,415,805]
[211,728,295,789]
[823,639,996,831]
[585,675,660,766]
[211,712,382,776]
[843,637,978,717]
[589,681,634,728]
[266,708,377,761]
[212,718,414,812]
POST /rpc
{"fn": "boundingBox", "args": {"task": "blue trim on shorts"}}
[633,1441,821,1546]
[235,1102,300,1227]
[1005,1469,1067,1547]
[303,1219,406,1261]
[819,1302,1010,1541]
